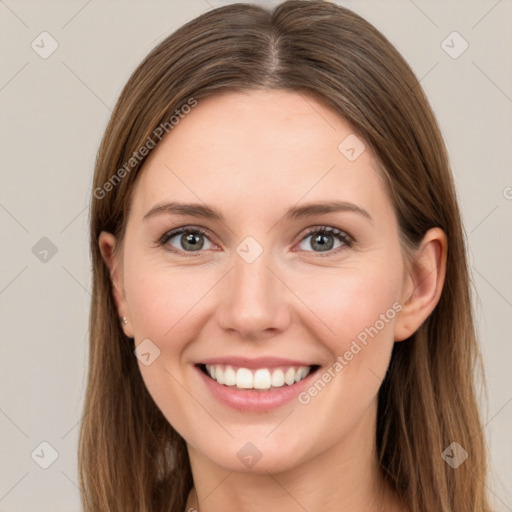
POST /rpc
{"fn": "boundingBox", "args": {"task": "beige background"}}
[0,0,511,510]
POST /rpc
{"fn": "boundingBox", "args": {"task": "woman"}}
[79,1,492,511]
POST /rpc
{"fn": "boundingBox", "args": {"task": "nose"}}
[216,249,291,341]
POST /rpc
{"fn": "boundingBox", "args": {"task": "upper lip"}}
[198,356,319,369]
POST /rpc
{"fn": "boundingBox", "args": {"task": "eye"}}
[157,225,353,257]
[158,227,215,255]
[296,226,353,255]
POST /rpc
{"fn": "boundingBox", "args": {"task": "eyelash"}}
[157,225,354,258]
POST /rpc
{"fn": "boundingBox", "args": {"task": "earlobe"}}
[394,228,448,342]
[98,231,133,337]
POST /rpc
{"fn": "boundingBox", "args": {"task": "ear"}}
[98,231,134,338]
[394,227,448,342]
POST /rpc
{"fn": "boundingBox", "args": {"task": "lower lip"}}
[195,364,319,412]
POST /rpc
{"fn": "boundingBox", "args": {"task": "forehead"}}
[130,89,391,223]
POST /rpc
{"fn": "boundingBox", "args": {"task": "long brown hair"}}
[79,1,492,511]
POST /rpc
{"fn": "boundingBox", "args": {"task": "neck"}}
[184,400,403,512]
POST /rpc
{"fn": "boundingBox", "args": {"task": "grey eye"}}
[166,230,213,252]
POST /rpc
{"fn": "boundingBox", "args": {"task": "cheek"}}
[290,270,400,432]
[123,260,212,439]
[289,264,401,353]
[289,262,402,413]
[124,256,210,343]
[339,278,398,349]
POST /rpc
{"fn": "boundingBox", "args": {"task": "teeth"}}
[237,368,254,389]
[271,368,285,387]
[284,367,295,385]
[204,364,313,390]
[223,365,236,386]
[216,366,225,385]
[254,369,271,390]
[297,366,309,381]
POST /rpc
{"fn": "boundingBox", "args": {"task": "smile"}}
[195,363,322,412]
[200,363,319,390]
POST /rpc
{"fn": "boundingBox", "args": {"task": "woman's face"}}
[102,89,413,473]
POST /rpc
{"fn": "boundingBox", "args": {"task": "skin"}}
[99,89,447,512]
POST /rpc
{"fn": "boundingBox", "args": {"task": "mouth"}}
[196,363,321,392]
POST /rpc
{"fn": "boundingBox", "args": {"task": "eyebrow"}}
[142,200,372,223]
